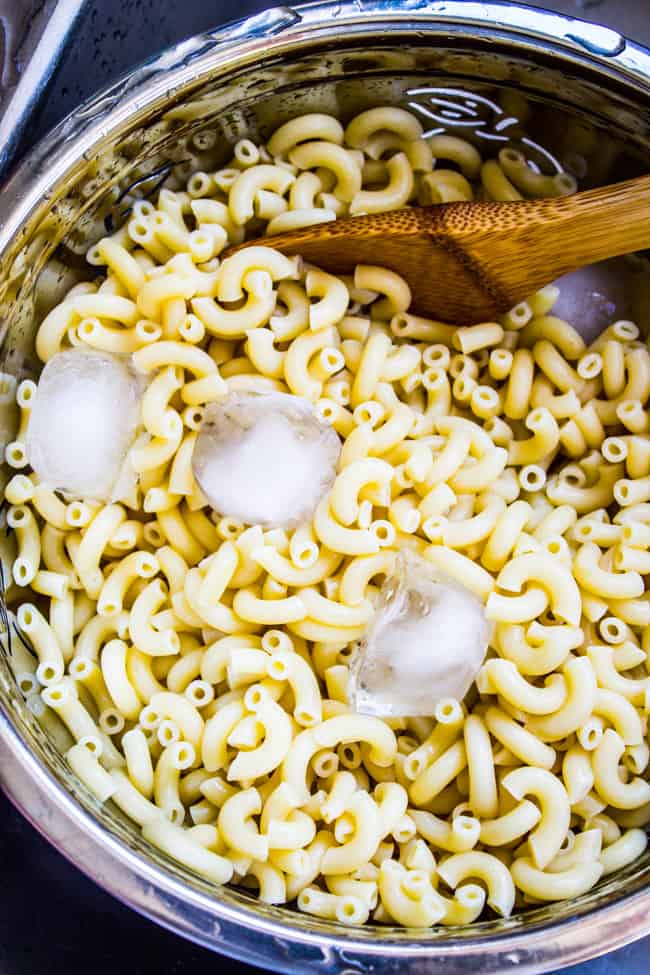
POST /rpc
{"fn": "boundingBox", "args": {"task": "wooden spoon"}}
[240,174,650,324]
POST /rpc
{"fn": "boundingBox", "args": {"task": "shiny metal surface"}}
[0,0,86,175]
[1,3,650,972]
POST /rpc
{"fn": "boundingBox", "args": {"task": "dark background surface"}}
[3,1,650,973]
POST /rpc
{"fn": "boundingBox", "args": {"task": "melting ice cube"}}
[192,391,341,528]
[552,257,650,342]
[25,349,141,500]
[350,553,490,717]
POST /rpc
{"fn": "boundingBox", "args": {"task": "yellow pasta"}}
[9,106,650,930]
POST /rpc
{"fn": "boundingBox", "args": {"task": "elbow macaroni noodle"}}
[6,105,650,928]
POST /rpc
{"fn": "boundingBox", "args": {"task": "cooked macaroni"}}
[5,105,650,930]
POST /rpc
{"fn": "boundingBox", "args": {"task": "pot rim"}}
[2,3,650,972]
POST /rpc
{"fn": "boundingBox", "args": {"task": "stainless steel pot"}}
[1,3,650,972]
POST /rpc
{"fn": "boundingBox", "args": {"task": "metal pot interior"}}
[1,10,650,966]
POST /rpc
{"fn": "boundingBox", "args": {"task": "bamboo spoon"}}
[236,174,650,324]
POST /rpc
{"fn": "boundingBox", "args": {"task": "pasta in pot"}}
[5,104,650,929]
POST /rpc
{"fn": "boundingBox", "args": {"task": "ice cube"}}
[552,257,650,342]
[350,552,490,717]
[192,391,341,528]
[25,349,141,501]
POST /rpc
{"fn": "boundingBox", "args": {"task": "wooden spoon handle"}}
[434,173,650,309]
[521,173,650,271]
